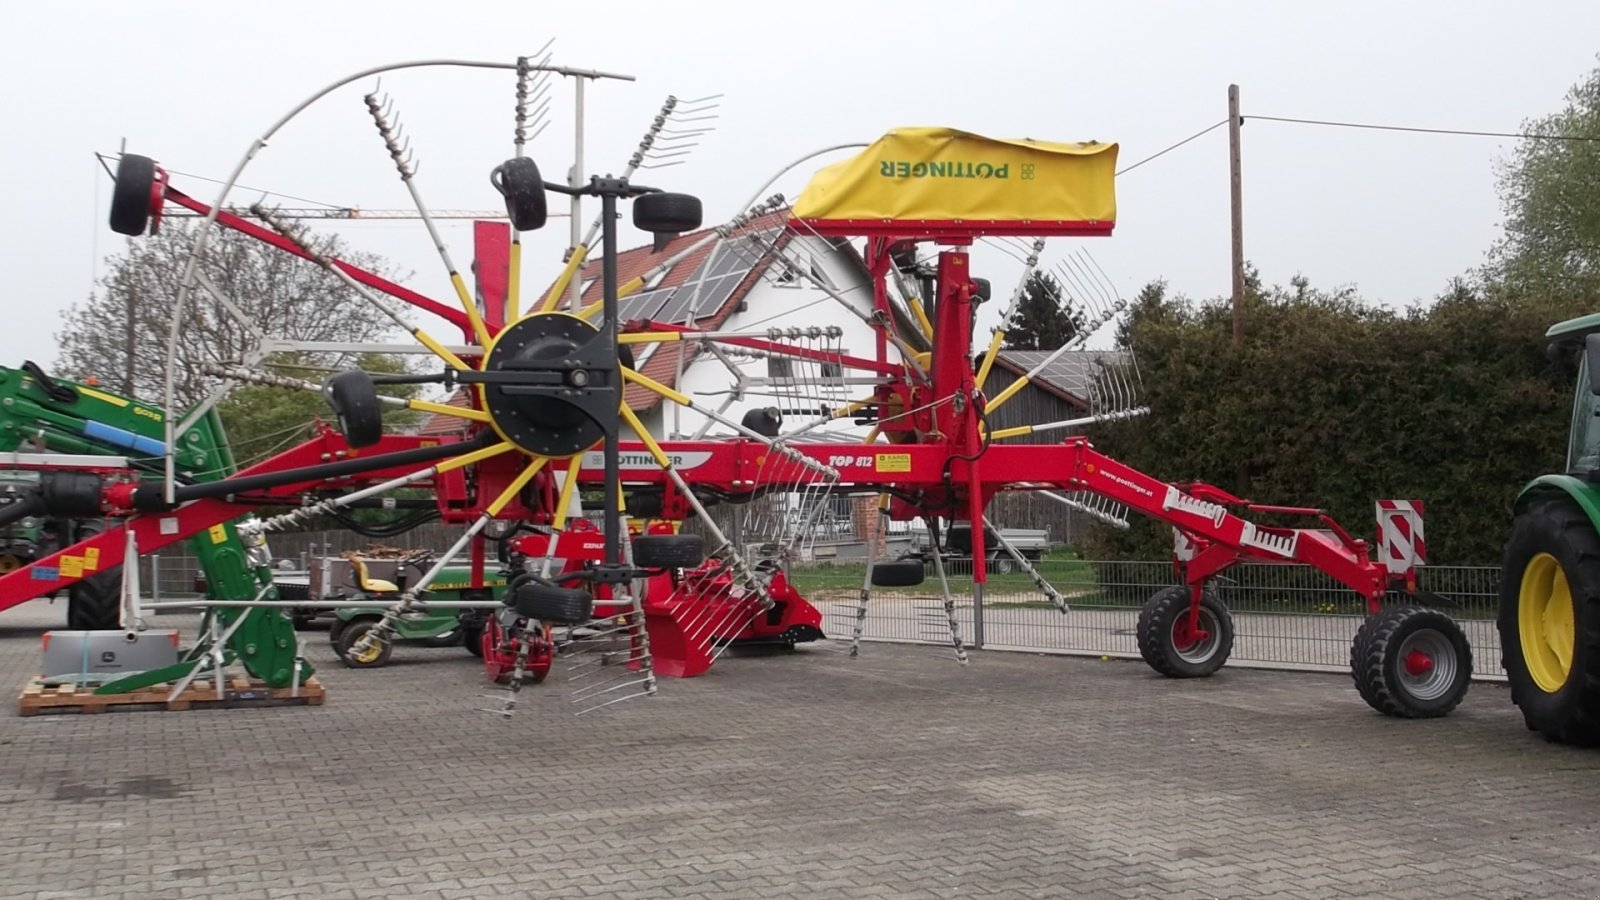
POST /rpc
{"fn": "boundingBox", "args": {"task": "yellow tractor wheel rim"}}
[353,635,385,665]
[1519,552,1576,693]
[0,554,19,573]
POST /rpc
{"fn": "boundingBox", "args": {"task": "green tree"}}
[1002,271,1083,350]
[55,216,410,408]
[1087,275,1590,564]
[216,353,422,468]
[1487,58,1600,300]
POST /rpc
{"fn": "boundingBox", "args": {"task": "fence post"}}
[972,582,985,650]
[150,553,161,603]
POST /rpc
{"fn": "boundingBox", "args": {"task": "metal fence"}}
[134,531,1506,679]
[790,559,1507,679]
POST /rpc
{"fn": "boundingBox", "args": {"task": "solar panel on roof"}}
[655,237,760,324]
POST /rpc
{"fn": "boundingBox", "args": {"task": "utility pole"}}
[1228,83,1245,348]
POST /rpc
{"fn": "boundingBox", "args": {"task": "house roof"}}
[993,349,1130,406]
[417,211,795,436]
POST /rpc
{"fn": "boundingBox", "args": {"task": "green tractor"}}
[1501,316,1600,745]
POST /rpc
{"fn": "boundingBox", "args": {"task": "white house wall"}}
[641,235,889,444]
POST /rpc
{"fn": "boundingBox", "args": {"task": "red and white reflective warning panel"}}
[1375,500,1426,575]
[1172,527,1198,562]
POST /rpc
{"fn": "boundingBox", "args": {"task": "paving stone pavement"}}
[2,597,1599,899]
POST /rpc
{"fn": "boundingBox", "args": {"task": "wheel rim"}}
[1519,552,1575,693]
[1170,607,1220,663]
[1394,627,1457,701]
[351,633,384,665]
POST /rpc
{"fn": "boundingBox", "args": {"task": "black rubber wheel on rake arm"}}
[871,558,926,588]
[1137,585,1234,678]
[1351,606,1472,718]
[323,370,383,449]
[1498,498,1600,744]
[109,153,157,236]
[633,192,703,235]
[509,581,594,626]
[633,534,704,569]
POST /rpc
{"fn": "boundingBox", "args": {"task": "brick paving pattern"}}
[1,597,1597,899]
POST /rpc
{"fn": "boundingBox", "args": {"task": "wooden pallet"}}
[18,674,326,716]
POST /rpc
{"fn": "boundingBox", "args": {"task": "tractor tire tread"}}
[1497,498,1600,745]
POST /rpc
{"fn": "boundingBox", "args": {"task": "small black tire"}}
[509,581,593,625]
[323,370,382,448]
[634,192,703,234]
[871,558,925,588]
[1498,498,1600,743]
[66,567,123,631]
[1351,606,1472,718]
[1137,585,1234,678]
[462,622,485,658]
[989,554,1016,575]
[110,154,158,236]
[490,157,547,232]
[336,621,393,668]
[633,534,704,569]
[625,490,664,519]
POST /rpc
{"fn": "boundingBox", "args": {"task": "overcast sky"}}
[4,1,1598,376]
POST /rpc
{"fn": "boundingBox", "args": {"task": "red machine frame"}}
[0,165,1423,677]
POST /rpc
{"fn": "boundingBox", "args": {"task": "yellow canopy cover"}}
[792,127,1117,230]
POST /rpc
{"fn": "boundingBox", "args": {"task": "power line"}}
[1246,114,1600,142]
[95,152,344,209]
[1115,120,1229,176]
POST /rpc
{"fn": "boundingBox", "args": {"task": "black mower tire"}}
[1351,606,1472,719]
[633,534,704,569]
[336,620,393,668]
[1498,498,1600,744]
[1136,585,1234,678]
[110,154,157,236]
[871,558,925,588]
[633,192,703,234]
[462,622,485,658]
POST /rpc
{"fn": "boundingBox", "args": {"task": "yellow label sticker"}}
[208,524,229,544]
[76,386,130,408]
[83,547,100,571]
[876,453,912,473]
[59,556,83,578]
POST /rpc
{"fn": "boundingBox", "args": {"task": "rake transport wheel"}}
[1498,498,1600,744]
[1351,606,1471,719]
[1137,585,1234,677]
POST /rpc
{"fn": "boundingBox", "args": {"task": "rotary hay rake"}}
[0,55,1473,722]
